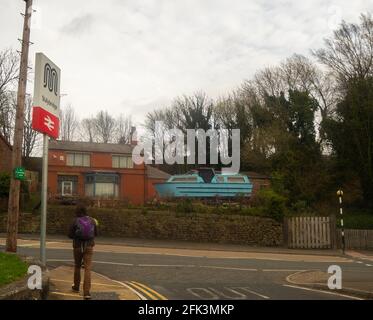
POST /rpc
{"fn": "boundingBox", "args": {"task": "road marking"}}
[47,259,134,267]
[50,278,123,288]
[232,287,270,299]
[50,291,80,298]
[262,269,306,272]
[92,272,148,300]
[138,264,196,268]
[187,288,220,300]
[366,264,372,267]
[130,281,168,300]
[200,265,257,271]
[283,284,363,300]
[125,281,159,300]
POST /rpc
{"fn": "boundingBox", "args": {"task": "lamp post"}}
[337,189,345,254]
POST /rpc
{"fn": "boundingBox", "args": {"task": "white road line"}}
[234,287,270,299]
[366,264,372,267]
[262,269,306,272]
[283,284,363,300]
[138,264,196,268]
[200,266,258,271]
[47,259,134,267]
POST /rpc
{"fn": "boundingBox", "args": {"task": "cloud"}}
[61,14,95,35]
[2,0,373,131]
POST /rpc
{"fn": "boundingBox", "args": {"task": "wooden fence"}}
[336,229,373,250]
[285,216,336,249]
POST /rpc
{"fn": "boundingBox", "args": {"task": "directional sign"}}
[14,167,26,181]
[32,53,61,139]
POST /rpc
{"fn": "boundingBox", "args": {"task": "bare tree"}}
[22,95,39,158]
[0,91,16,142]
[0,49,19,142]
[60,104,78,141]
[313,13,373,87]
[80,117,96,142]
[0,49,19,94]
[93,110,116,143]
[115,114,132,144]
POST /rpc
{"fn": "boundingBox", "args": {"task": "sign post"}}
[32,53,61,266]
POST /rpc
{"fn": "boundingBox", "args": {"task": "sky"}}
[1,0,373,129]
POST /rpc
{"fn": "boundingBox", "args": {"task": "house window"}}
[112,155,133,168]
[85,173,119,198]
[57,175,78,196]
[67,153,90,167]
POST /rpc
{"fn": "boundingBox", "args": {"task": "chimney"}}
[130,126,137,145]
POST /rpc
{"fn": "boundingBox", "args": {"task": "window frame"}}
[66,152,91,167]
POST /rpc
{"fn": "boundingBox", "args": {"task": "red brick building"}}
[48,140,169,205]
[0,134,12,174]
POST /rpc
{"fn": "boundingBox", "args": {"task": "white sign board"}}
[33,52,61,117]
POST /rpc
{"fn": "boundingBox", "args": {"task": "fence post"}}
[330,214,337,249]
[283,217,288,247]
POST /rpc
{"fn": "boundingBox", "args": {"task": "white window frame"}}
[62,181,73,196]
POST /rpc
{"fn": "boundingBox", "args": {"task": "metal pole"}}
[40,134,49,266]
[337,189,345,254]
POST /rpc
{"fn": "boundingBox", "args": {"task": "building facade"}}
[48,140,169,205]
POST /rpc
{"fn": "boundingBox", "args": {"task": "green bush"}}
[0,173,10,197]
[252,188,287,222]
[175,198,195,213]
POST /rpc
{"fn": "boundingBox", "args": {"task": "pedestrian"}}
[68,203,98,300]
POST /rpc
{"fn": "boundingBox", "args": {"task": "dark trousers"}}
[73,246,93,295]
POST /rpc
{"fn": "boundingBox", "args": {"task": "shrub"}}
[252,188,287,222]
[0,173,10,198]
[175,198,194,213]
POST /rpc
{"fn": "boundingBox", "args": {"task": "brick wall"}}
[0,207,283,246]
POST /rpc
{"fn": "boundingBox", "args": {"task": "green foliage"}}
[324,78,373,206]
[175,198,195,214]
[0,253,28,287]
[0,173,10,198]
[252,188,287,222]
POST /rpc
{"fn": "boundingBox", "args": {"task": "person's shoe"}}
[71,285,79,293]
[83,293,92,300]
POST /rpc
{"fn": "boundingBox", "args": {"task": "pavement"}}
[1,235,372,300]
[48,266,141,300]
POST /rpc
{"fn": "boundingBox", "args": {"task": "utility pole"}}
[337,189,345,254]
[6,0,33,253]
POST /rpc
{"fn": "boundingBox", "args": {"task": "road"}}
[1,238,371,300]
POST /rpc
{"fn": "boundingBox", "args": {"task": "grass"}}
[0,252,28,287]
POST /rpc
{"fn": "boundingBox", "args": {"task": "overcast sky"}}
[1,0,373,128]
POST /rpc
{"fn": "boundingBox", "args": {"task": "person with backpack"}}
[68,203,98,300]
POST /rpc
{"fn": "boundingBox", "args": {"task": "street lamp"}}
[337,189,345,254]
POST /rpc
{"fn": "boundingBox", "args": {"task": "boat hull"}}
[155,182,253,198]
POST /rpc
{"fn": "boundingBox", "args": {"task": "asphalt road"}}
[1,239,371,300]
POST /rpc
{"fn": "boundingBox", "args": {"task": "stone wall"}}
[0,206,283,246]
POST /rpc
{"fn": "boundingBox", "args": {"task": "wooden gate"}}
[285,216,336,249]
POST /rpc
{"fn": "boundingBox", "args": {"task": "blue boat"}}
[154,168,253,198]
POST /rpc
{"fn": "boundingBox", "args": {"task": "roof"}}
[242,171,270,180]
[49,140,134,154]
[0,134,12,151]
[147,166,171,180]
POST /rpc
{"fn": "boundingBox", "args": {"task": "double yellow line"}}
[125,281,167,300]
